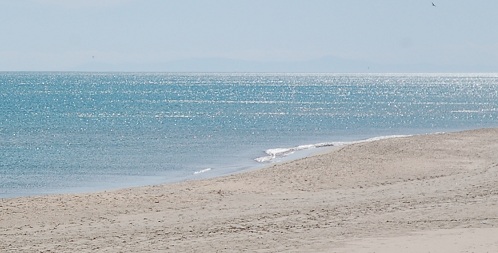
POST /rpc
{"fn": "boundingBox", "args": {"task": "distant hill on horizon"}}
[73,56,497,73]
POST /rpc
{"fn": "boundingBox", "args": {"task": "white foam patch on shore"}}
[255,135,411,163]
[194,168,212,175]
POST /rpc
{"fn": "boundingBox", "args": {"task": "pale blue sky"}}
[1,0,497,72]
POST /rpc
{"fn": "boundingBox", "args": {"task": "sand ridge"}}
[1,128,498,252]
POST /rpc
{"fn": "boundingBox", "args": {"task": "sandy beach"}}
[1,128,498,252]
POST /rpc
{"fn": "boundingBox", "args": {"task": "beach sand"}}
[1,128,498,252]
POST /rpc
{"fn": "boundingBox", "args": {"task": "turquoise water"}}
[1,73,498,198]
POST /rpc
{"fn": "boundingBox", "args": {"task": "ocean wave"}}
[451,109,498,113]
[255,135,411,163]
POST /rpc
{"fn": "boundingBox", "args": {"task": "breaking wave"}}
[255,135,411,163]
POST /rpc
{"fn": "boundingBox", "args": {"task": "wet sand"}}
[1,128,498,252]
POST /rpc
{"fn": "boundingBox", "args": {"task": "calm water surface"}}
[1,73,497,197]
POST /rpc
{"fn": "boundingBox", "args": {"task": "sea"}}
[1,72,498,198]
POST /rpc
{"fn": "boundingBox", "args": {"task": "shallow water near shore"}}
[1,72,498,198]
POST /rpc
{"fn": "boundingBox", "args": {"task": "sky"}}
[1,0,498,72]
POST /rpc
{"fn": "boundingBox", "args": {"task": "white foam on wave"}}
[451,108,498,113]
[193,168,212,175]
[254,135,411,163]
[255,143,334,163]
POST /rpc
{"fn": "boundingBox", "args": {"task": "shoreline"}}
[2,128,498,252]
[0,132,414,199]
